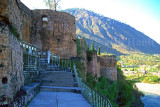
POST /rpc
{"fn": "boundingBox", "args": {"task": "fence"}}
[73,64,112,107]
[22,41,61,71]
[21,41,39,71]
[21,41,112,107]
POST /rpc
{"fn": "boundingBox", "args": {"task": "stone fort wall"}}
[97,55,117,81]
[0,0,76,58]
[79,38,117,81]
[0,0,32,42]
[0,0,77,105]
[0,22,24,105]
[31,10,77,58]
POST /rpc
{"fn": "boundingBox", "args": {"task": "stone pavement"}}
[27,92,91,107]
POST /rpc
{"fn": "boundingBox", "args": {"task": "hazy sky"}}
[21,0,160,44]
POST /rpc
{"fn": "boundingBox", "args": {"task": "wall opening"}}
[0,64,4,67]
[42,15,48,27]
[57,38,60,42]
[2,77,8,84]
[42,17,48,22]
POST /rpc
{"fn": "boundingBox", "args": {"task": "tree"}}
[43,0,60,11]
[91,42,94,51]
[98,46,101,55]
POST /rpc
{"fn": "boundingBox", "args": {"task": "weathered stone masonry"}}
[0,0,32,42]
[31,10,77,58]
[0,0,77,106]
[0,1,77,58]
[79,38,117,81]
[98,55,117,81]
[0,22,24,105]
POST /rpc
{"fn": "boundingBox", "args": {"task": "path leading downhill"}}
[28,92,91,107]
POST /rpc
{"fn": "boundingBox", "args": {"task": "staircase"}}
[28,58,91,107]
[39,58,80,93]
[39,58,59,71]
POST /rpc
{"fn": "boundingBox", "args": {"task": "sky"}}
[21,0,160,44]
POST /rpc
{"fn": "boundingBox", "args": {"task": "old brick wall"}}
[0,1,77,106]
[0,22,24,105]
[97,55,117,81]
[31,10,77,58]
[0,0,22,39]
[0,0,32,42]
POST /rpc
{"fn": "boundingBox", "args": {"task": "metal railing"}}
[50,53,60,66]
[21,41,61,71]
[73,64,112,107]
[59,59,72,71]
[21,41,112,107]
[21,41,39,71]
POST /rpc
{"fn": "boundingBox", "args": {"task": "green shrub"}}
[76,39,82,57]
[117,67,134,106]
[86,73,97,88]
[94,77,118,106]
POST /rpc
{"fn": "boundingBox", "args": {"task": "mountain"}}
[64,8,160,55]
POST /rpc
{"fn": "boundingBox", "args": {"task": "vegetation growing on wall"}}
[9,24,21,41]
[75,38,144,106]
[76,39,82,57]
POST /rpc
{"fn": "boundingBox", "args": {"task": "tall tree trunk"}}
[54,0,56,11]
[48,0,51,9]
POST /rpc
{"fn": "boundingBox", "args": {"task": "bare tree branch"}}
[44,0,61,11]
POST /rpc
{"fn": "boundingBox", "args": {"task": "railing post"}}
[70,60,71,70]
[62,59,63,69]
[51,55,53,65]
[59,56,60,67]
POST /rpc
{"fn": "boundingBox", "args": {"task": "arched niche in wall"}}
[2,77,8,84]
[42,15,48,27]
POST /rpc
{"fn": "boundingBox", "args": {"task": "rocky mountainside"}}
[64,9,160,55]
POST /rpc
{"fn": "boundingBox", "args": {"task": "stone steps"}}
[38,58,79,93]
[39,71,79,93]
[40,71,73,75]
[40,86,80,93]
[41,82,78,87]
[41,80,74,84]
[42,77,74,81]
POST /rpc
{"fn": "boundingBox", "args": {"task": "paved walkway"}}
[27,92,91,107]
